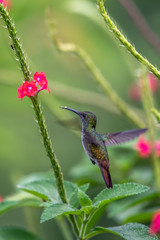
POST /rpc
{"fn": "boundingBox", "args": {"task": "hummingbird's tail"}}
[100,166,113,189]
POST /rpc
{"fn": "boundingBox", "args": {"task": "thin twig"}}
[118,0,160,55]
[97,0,160,80]
[140,68,160,191]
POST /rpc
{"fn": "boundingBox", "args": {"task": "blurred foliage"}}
[0,173,153,239]
[1,0,160,239]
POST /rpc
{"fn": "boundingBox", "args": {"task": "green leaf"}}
[0,194,41,215]
[64,181,79,205]
[85,205,107,233]
[18,179,60,203]
[40,203,81,223]
[68,190,79,208]
[80,206,94,215]
[93,183,150,207]
[78,190,92,207]
[108,189,159,223]
[79,183,90,192]
[0,227,42,240]
[87,223,159,240]
[18,178,79,206]
[0,201,19,214]
[78,189,93,214]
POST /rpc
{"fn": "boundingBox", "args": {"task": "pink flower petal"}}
[149,210,160,235]
[134,136,152,158]
[148,72,159,94]
[34,72,47,87]
[17,81,37,100]
[17,72,50,100]
[0,0,11,9]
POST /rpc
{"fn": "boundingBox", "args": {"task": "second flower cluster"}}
[17,72,50,100]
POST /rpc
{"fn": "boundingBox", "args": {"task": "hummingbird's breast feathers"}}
[82,131,109,162]
[90,143,107,161]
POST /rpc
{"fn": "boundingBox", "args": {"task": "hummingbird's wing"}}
[102,128,147,146]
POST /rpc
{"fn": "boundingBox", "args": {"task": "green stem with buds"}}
[0,4,31,81]
[0,4,79,237]
[96,0,160,80]
[31,97,67,203]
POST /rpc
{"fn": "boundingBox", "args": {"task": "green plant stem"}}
[0,5,79,237]
[140,69,160,191]
[81,208,104,240]
[96,0,160,80]
[31,97,79,236]
[56,216,74,240]
[151,108,160,123]
[47,9,145,128]
[31,96,67,203]
[79,214,88,240]
[0,4,31,81]
[84,230,99,240]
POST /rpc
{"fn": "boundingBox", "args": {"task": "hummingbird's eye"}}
[82,113,87,119]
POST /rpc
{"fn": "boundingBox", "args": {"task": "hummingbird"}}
[61,107,147,188]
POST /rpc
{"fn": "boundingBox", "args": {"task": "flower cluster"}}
[128,72,159,102]
[0,0,11,9]
[17,72,50,100]
[149,210,160,235]
[134,136,160,158]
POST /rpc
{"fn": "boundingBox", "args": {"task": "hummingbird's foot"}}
[90,158,96,165]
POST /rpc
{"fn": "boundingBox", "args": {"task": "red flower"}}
[148,72,159,94]
[0,0,11,9]
[155,140,160,157]
[134,136,152,158]
[17,81,37,100]
[149,210,160,235]
[34,72,50,93]
[129,72,159,101]
[17,72,50,100]
[34,72,46,86]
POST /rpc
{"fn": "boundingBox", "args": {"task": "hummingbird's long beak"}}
[60,106,81,116]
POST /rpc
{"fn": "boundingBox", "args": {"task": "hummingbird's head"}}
[60,107,97,130]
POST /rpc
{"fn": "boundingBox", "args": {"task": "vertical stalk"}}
[31,97,79,236]
[0,4,79,237]
[0,4,31,81]
[31,97,67,203]
[140,69,160,191]
[79,214,87,239]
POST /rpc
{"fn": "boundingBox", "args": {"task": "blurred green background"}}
[0,0,160,239]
